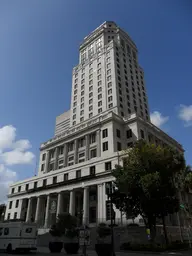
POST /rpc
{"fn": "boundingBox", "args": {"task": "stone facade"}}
[5,21,184,229]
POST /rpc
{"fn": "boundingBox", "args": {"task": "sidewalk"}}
[36,247,192,256]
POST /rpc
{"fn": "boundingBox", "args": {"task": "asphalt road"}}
[0,248,192,256]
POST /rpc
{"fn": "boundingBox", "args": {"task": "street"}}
[0,247,191,256]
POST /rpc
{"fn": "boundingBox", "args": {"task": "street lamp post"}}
[106,182,116,256]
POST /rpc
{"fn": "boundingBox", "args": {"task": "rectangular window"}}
[43,179,47,187]
[108,103,113,108]
[81,85,84,90]
[98,101,102,107]
[78,138,85,148]
[97,75,101,80]
[107,63,111,69]
[105,161,112,171]
[79,152,85,158]
[14,212,17,220]
[18,186,21,192]
[90,133,96,144]
[89,92,93,98]
[90,166,95,176]
[117,142,122,151]
[89,105,93,111]
[103,142,108,151]
[98,87,102,93]
[79,158,85,163]
[107,75,111,81]
[108,96,113,102]
[50,149,55,159]
[42,153,46,161]
[98,81,102,86]
[89,68,93,73]
[81,91,84,96]
[34,181,37,189]
[89,74,93,79]
[102,129,108,138]
[89,86,93,91]
[9,201,12,209]
[98,108,102,113]
[106,57,110,63]
[58,146,64,155]
[7,213,10,220]
[140,129,145,139]
[90,149,97,158]
[89,80,93,85]
[108,89,112,95]
[97,68,101,74]
[49,163,54,171]
[68,142,74,151]
[127,142,133,148]
[53,176,57,184]
[116,129,121,138]
[76,170,81,179]
[108,82,112,88]
[107,69,111,75]
[64,173,68,181]
[98,94,102,100]
[127,129,132,138]
[58,159,64,169]
[89,112,93,118]
[80,110,84,115]
[15,200,19,208]
[68,156,74,162]
[11,188,14,194]
[26,184,29,191]
[81,103,84,109]
[81,97,84,102]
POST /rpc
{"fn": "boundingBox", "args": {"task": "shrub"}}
[96,223,111,238]
[50,213,78,239]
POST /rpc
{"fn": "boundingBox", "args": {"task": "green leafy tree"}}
[111,140,186,244]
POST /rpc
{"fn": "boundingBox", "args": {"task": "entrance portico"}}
[21,184,104,228]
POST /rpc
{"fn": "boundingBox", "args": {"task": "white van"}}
[0,221,37,253]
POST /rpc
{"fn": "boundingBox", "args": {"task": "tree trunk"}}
[148,216,156,243]
[162,214,169,246]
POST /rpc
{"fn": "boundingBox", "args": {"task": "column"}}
[97,130,101,157]
[54,147,58,170]
[74,140,78,164]
[44,151,50,173]
[35,197,41,223]
[44,195,50,228]
[26,198,32,222]
[56,193,63,217]
[97,183,106,223]
[63,144,68,167]
[69,190,75,216]
[83,187,89,225]
[85,135,89,160]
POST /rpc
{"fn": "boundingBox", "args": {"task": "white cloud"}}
[150,111,169,127]
[0,125,35,203]
[178,105,192,127]
[0,164,17,203]
[13,139,32,151]
[0,125,16,149]
[2,150,34,165]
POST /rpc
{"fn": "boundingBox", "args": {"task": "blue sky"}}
[0,0,191,201]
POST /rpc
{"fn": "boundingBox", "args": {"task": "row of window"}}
[11,161,112,195]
